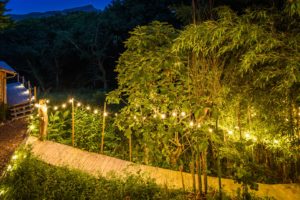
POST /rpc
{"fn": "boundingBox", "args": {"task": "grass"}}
[0,148,186,200]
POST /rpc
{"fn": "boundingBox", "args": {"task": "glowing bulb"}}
[77,103,81,107]
[285,118,289,122]
[29,124,35,130]
[7,165,12,171]
[161,114,166,119]
[180,112,186,117]
[86,106,91,110]
[54,106,58,110]
[12,155,18,160]
[253,137,257,142]
[227,130,233,135]
[133,116,137,120]
[189,121,194,127]
[34,104,40,108]
[197,124,201,128]
[114,113,118,116]
[172,112,177,117]
[69,98,74,103]
[104,112,108,117]
[274,140,279,144]
[30,115,34,119]
[245,132,250,139]
[46,99,50,104]
[62,104,66,108]
[94,110,98,114]
[153,114,157,118]
[208,128,213,133]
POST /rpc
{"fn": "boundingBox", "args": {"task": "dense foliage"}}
[107,5,300,196]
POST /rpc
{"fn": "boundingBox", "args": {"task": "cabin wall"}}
[0,71,4,104]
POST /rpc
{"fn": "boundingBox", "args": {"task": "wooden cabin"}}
[0,61,16,105]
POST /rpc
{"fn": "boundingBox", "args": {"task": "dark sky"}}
[6,0,112,14]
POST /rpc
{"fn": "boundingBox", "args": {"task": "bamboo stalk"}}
[100,101,106,153]
[71,99,75,146]
[129,134,132,162]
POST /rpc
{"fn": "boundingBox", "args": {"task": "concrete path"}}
[26,136,300,200]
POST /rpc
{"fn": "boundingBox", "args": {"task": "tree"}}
[0,0,11,30]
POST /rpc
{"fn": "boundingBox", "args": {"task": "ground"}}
[0,119,27,175]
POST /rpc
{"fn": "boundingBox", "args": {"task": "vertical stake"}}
[129,134,132,162]
[101,101,106,153]
[71,98,75,146]
[34,86,37,102]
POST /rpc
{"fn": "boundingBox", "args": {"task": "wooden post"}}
[34,86,37,102]
[100,101,106,153]
[129,135,132,162]
[28,81,31,101]
[71,99,75,146]
[38,99,48,141]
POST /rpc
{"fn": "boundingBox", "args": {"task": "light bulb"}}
[77,103,81,107]
[86,106,91,110]
[161,114,166,119]
[245,132,250,139]
[54,106,58,110]
[69,98,74,103]
[227,130,233,135]
[104,112,108,117]
[189,121,194,127]
[94,110,98,114]
[208,128,213,133]
[172,112,177,117]
[180,112,186,117]
[62,104,66,108]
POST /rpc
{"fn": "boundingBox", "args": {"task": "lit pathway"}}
[26,136,300,200]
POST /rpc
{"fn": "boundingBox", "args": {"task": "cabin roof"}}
[0,61,16,74]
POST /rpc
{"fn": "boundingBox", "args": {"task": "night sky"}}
[6,0,112,14]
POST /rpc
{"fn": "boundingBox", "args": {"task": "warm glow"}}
[94,109,98,114]
[180,111,186,117]
[227,130,233,135]
[62,104,66,108]
[161,114,166,119]
[104,112,108,117]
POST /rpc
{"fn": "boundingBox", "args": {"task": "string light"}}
[197,123,201,128]
[54,106,58,110]
[69,98,74,103]
[228,130,233,135]
[274,140,279,144]
[93,109,98,114]
[12,155,18,160]
[245,132,251,139]
[46,99,50,104]
[7,165,12,171]
[77,102,81,107]
[189,121,194,127]
[62,104,66,108]
[104,112,108,117]
[114,113,118,116]
[133,115,137,120]
[208,128,213,133]
[143,117,146,120]
[161,114,166,119]
[86,106,91,110]
[180,111,186,117]
[172,112,177,117]
[153,114,157,118]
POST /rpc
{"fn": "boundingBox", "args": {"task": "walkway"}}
[0,119,27,175]
[26,136,300,200]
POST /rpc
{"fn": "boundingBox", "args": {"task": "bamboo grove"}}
[107,6,300,197]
